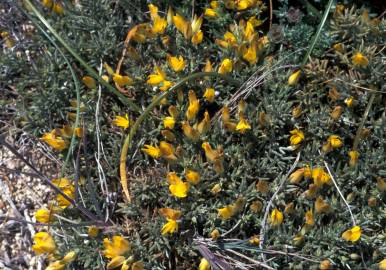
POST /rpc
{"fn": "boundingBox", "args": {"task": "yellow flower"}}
[330,106,343,120]
[202,142,222,163]
[218,58,233,74]
[41,0,53,8]
[249,236,260,245]
[203,88,215,103]
[56,188,75,209]
[52,3,64,15]
[242,43,258,65]
[159,80,174,91]
[173,13,189,36]
[147,66,166,85]
[218,205,235,220]
[315,196,330,213]
[113,74,133,86]
[167,55,185,72]
[113,114,130,129]
[211,1,219,8]
[45,261,65,270]
[243,21,255,41]
[199,258,211,270]
[289,129,304,145]
[51,178,71,190]
[270,208,283,226]
[32,232,56,254]
[196,111,211,134]
[87,226,99,237]
[163,117,175,129]
[237,0,256,10]
[305,209,314,226]
[342,226,362,242]
[352,52,369,67]
[186,90,200,121]
[236,115,251,134]
[103,236,130,258]
[288,70,301,86]
[379,259,386,270]
[311,167,331,186]
[35,208,55,223]
[152,16,167,34]
[289,168,305,184]
[348,150,359,167]
[248,16,263,27]
[345,96,354,107]
[204,59,213,73]
[148,4,158,19]
[167,172,189,198]
[292,105,302,118]
[185,169,200,184]
[159,141,177,161]
[191,30,203,45]
[210,229,220,240]
[181,121,200,141]
[62,251,76,264]
[319,260,332,270]
[107,256,125,270]
[161,218,178,235]
[159,207,181,220]
[217,198,245,220]
[224,31,237,45]
[41,130,68,151]
[142,144,161,159]
[333,43,344,53]
[328,135,343,148]
[250,200,263,213]
[204,8,217,17]
[211,183,222,194]
[191,14,203,34]
[159,208,181,235]
[82,76,96,89]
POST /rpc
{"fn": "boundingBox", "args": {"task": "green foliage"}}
[1,0,385,269]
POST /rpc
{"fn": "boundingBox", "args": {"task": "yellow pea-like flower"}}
[352,52,369,67]
[288,70,301,86]
[167,55,185,72]
[342,226,362,242]
[218,58,233,74]
[270,208,283,226]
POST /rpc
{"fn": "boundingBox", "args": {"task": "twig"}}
[225,249,274,270]
[353,93,376,150]
[0,215,104,227]
[268,0,272,30]
[300,0,334,67]
[259,152,301,258]
[323,159,356,226]
[332,79,385,94]
[222,218,242,238]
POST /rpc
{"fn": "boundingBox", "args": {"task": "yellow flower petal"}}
[112,114,130,129]
[270,208,283,226]
[342,226,362,242]
[161,218,179,235]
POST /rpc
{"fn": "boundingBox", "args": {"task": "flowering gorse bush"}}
[1,0,385,269]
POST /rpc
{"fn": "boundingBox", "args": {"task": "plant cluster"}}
[1,0,385,269]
